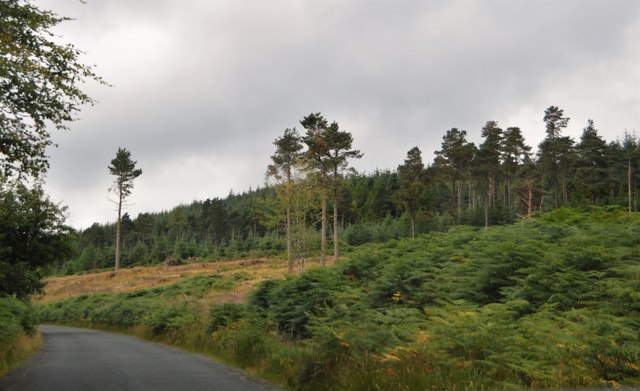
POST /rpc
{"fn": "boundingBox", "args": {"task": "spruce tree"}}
[575,120,608,204]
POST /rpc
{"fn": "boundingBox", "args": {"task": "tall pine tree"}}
[397,147,425,238]
[108,148,142,271]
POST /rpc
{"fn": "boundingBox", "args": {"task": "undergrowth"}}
[0,296,40,377]
[38,208,640,390]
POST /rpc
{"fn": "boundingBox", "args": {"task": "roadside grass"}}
[0,332,42,378]
[0,297,41,378]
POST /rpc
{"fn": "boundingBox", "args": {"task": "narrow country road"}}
[0,325,279,391]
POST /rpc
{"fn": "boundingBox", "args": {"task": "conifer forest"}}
[59,108,639,275]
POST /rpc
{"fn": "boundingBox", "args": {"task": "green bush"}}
[264,268,348,338]
[207,303,246,333]
[144,303,198,335]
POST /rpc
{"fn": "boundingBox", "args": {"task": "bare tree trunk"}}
[320,189,326,267]
[410,209,416,239]
[456,180,462,218]
[286,206,292,273]
[286,179,293,274]
[333,186,339,262]
[115,191,123,271]
[484,187,489,228]
[527,181,533,218]
[629,157,632,214]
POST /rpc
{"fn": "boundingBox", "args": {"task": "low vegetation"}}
[38,208,640,390]
[0,297,40,377]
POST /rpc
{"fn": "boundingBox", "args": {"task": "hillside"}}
[38,208,640,390]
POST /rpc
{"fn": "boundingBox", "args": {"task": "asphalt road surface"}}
[0,325,279,391]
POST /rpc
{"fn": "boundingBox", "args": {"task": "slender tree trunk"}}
[468,179,473,210]
[410,208,416,239]
[506,174,511,209]
[456,180,462,218]
[320,188,327,267]
[333,186,339,262]
[484,199,489,228]
[527,180,533,218]
[286,206,292,273]
[628,157,632,214]
[286,176,293,273]
[115,190,123,271]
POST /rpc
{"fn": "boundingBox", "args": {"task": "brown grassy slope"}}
[36,258,298,304]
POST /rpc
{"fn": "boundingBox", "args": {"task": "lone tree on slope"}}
[108,148,142,271]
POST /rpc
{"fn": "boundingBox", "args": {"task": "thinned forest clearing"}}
[37,207,640,390]
[38,258,295,304]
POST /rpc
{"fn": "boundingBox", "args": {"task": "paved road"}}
[0,325,279,391]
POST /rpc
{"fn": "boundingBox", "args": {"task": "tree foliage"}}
[0,184,72,298]
[0,0,104,181]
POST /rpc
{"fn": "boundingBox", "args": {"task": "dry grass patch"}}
[37,257,330,304]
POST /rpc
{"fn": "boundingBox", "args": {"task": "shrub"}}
[207,303,246,333]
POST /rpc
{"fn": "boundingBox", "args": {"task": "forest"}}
[57,107,640,275]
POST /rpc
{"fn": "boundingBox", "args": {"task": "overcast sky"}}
[35,0,639,229]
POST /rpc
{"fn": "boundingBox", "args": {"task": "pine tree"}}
[620,132,639,212]
[108,148,142,271]
[267,128,303,273]
[397,147,426,238]
[301,113,331,266]
[434,128,476,220]
[323,121,362,261]
[537,106,574,209]
[475,121,504,227]
[502,127,531,214]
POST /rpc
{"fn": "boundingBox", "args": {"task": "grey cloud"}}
[35,0,640,228]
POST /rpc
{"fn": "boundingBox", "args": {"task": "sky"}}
[34,0,640,230]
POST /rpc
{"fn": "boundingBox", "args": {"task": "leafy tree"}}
[0,184,73,297]
[267,128,303,273]
[290,173,321,271]
[396,147,426,238]
[0,0,104,181]
[108,148,142,271]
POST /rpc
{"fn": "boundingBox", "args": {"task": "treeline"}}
[59,106,640,274]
